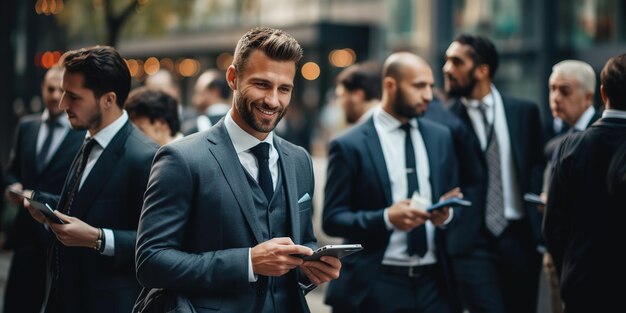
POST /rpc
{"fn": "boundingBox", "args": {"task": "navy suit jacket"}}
[34,120,158,313]
[446,95,544,254]
[2,114,84,313]
[322,116,459,309]
[135,121,316,313]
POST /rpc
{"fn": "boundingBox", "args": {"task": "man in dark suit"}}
[24,46,158,313]
[540,59,601,313]
[181,69,231,135]
[134,27,341,313]
[543,53,626,313]
[2,66,85,313]
[544,60,601,162]
[442,34,544,313]
[323,52,461,313]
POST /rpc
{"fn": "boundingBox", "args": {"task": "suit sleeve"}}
[322,139,388,240]
[542,139,571,275]
[135,145,250,293]
[4,121,26,187]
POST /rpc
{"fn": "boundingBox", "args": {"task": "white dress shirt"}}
[373,107,438,266]
[79,110,129,256]
[462,85,524,220]
[36,110,71,164]
[224,110,280,282]
[573,106,596,131]
[603,108,626,120]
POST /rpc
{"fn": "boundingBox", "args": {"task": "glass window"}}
[561,0,626,47]
[452,0,522,40]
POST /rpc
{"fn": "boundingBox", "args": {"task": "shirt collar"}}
[374,106,418,132]
[573,105,596,131]
[461,84,499,110]
[87,110,129,149]
[41,109,71,128]
[224,109,275,154]
[602,109,626,120]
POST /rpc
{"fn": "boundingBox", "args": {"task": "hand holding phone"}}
[300,244,363,261]
[426,197,472,213]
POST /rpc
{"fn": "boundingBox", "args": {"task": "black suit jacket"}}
[34,120,158,313]
[446,95,544,254]
[322,117,459,309]
[543,117,626,312]
[2,114,85,313]
[543,109,601,160]
[135,121,316,313]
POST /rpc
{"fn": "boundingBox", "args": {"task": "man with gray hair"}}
[540,59,601,313]
[544,60,601,159]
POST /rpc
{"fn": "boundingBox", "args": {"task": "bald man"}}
[323,52,461,313]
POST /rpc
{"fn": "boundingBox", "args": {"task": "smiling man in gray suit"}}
[134,27,341,313]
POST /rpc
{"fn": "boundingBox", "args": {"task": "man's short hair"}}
[61,46,131,108]
[336,62,382,101]
[126,87,180,136]
[232,27,303,76]
[600,53,626,110]
[454,33,499,78]
[551,60,596,94]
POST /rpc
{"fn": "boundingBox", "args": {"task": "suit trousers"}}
[332,269,451,313]
[451,219,542,313]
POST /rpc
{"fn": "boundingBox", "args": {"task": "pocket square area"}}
[298,193,311,203]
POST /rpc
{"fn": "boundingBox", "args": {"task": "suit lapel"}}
[418,121,440,200]
[362,118,392,206]
[72,122,131,219]
[450,99,487,167]
[502,97,523,176]
[206,123,264,244]
[275,138,301,244]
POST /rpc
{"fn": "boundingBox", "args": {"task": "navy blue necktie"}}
[37,118,60,173]
[401,123,427,257]
[250,142,273,201]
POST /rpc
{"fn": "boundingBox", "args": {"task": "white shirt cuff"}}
[248,248,258,282]
[101,228,115,256]
[383,208,394,230]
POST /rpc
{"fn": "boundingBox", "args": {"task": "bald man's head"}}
[381,52,434,122]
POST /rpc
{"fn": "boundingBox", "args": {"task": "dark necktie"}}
[478,103,507,236]
[60,138,97,214]
[250,142,274,201]
[37,118,60,173]
[401,123,427,257]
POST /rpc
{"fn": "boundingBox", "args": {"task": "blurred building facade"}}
[2,0,626,160]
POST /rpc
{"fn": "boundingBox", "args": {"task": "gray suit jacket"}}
[135,120,316,313]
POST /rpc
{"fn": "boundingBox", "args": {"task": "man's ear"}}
[226,65,237,91]
[474,64,490,81]
[383,76,396,94]
[600,84,609,107]
[101,92,117,109]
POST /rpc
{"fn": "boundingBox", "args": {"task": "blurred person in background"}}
[134,26,341,313]
[334,61,381,124]
[442,34,544,313]
[181,69,231,135]
[24,46,158,313]
[543,53,626,313]
[539,59,600,313]
[323,52,461,313]
[2,66,85,313]
[126,87,183,145]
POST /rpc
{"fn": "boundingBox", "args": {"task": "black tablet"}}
[28,199,64,224]
[301,244,363,261]
[426,197,472,213]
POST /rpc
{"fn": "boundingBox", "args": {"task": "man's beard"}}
[71,105,102,131]
[235,92,286,133]
[392,88,423,119]
[446,68,477,98]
